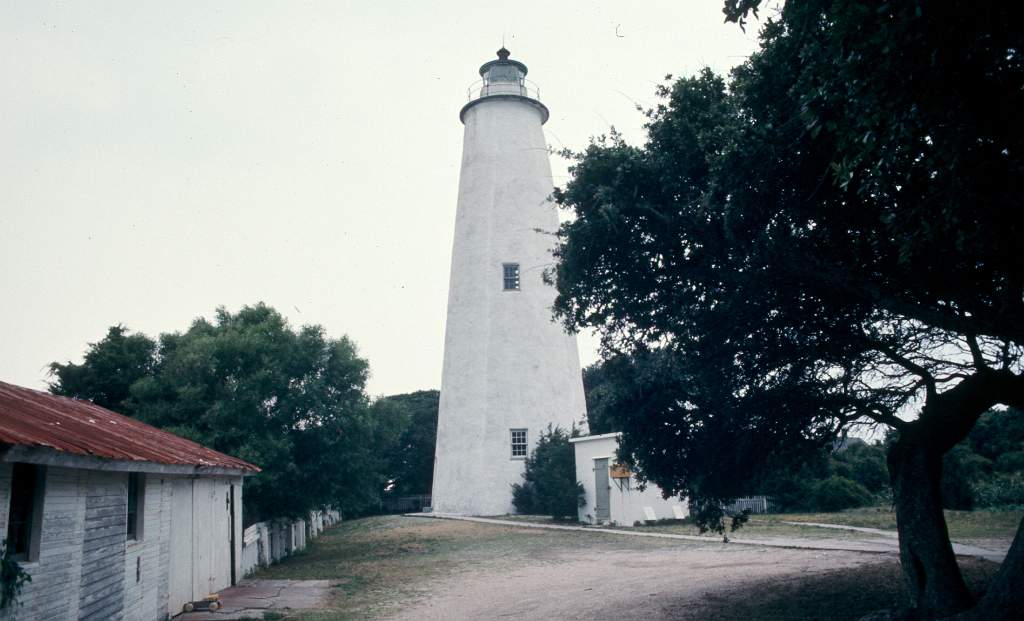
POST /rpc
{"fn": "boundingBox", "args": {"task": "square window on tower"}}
[510,428,528,458]
[503,263,521,290]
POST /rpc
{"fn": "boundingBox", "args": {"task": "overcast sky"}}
[0,1,765,398]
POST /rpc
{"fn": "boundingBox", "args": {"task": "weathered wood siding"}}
[78,470,127,620]
[0,466,244,621]
[0,466,89,621]
[122,475,169,621]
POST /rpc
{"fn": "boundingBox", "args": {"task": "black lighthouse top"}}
[478,47,529,80]
[460,47,548,125]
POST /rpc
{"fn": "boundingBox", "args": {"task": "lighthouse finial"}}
[497,47,510,60]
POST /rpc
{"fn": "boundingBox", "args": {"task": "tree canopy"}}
[371,389,439,496]
[551,1,1023,617]
[50,303,397,523]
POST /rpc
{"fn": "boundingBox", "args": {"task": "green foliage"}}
[830,441,889,495]
[812,476,875,513]
[968,408,1024,466]
[372,390,439,496]
[511,426,584,521]
[49,303,397,523]
[933,408,1024,509]
[973,474,1024,509]
[550,0,1024,545]
[49,325,156,412]
[581,362,619,435]
[0,541,31,610]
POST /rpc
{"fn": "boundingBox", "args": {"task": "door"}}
[594,458,611,522]
[168,478,194,615]
[192,478,215,598]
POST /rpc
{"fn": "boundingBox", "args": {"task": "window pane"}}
[511,429,528,457]
[503,264,520,290]
[6,464,39,559]
[126,473,138,539]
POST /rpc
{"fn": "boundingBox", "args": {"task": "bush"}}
[812,476,875,512]
[995,451,1024,473]
[0,541,31,610]
[511,426,585,520]
[974,473,1024,508]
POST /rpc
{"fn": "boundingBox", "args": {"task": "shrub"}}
[974,473,1024,508]
[0,540,31,610]
[995,451,1024,473]
[511,426,585,520]
[812,476,874,512]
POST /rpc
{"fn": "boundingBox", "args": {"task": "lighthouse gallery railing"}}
[465,78,542,103]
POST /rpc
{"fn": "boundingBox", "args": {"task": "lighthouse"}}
[431,49,588,515]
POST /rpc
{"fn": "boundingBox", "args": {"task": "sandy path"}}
[384,544,888,621]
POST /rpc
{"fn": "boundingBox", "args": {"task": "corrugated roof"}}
[0,381,259,473]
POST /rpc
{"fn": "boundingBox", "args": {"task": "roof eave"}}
[1,444,260,477]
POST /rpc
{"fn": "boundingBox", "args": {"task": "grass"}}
[459,508,1022,545]
[251,514,696,620]
[613,518,869,541]
[758,506,1022,541]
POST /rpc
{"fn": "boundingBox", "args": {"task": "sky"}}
[0,1,766,398]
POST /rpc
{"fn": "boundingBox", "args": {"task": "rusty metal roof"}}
[0,381,260,473]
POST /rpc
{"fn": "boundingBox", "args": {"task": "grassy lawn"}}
[236,513,1011,621]
[503,507,1021,546]
[758,506,1023,541]
[480,513,863,540]
[615,518,869,541]
[250,514,696,621]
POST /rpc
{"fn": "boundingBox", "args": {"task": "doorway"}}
[594,458,611,522]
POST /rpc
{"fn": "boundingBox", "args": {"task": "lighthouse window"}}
[503,263,521,290]
[511,428,528,458]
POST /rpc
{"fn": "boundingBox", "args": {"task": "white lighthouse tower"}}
[431,49,588,515]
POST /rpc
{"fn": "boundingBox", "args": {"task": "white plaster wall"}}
[572,434,689,526]
[432,89,588,516]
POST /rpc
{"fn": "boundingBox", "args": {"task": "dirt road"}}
[385,544,895,621]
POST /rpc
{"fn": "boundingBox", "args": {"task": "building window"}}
[126,473,144,541]
[503,263,520,290]
[6,463,45,562]
[511,428,528,459]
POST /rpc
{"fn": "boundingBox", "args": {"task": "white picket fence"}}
[240,509,342,576]
[724,496,774,514]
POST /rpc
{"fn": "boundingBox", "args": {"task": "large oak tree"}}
[50,303,398,523]
[551,1,1023,617]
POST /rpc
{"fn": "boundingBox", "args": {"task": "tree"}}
[511,426,584,521]
[49,325,156,412]
[551,1,1023,617]
[373,390,439,496]
[49,304,395,523]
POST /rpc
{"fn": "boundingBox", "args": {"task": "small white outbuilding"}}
[571,432,688,526]
[0,381,260,620]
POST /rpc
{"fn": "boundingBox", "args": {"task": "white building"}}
[431,49,588,515]
[0,380,259,620]
[571,433,688,526]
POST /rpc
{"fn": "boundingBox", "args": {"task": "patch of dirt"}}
[383,544,912,621]
[955,538,1013,555]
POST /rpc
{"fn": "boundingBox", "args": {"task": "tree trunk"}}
[889,430,974,617]
[888,368,1024,618]
[954,517,1024,620]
